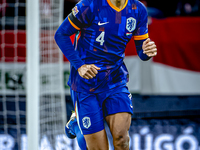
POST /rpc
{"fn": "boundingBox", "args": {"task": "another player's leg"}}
[65,111,87,150]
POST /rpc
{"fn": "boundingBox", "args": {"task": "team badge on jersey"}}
[72,6,79,16]
[126,17,136,32]
[82,117,91,129]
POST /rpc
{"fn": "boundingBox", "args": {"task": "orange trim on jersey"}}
[133,33,149,40]
[107,0,128,12]
[68,17,80,30]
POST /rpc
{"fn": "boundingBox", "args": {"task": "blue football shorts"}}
[70,85,133,135]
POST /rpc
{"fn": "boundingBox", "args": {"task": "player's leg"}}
[102,85,133,150]
[65,112,76,139]
[65,111,87,150]
[84,129,109,150]
[105,112,131,150]
[76,91,109,150]
[65,89,87,150]
[73,119,88,149]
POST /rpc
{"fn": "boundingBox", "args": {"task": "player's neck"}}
[110,0,126,9]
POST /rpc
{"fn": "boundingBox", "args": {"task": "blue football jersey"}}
[67,0,149,93]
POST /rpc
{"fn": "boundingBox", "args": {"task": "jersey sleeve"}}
[54,17,85,70]
[133,1,149,40]
[68,0,94,30]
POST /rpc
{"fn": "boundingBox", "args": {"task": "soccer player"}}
[54,0,157,149]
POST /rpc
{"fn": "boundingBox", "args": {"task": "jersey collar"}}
[107,0,128,12]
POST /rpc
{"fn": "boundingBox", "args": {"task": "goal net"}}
[39,0,66,149]
[0,0,66,149]
[0,0,27,150]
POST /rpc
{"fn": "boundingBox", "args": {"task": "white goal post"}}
[26,0,40,149]
[26,0,65,150]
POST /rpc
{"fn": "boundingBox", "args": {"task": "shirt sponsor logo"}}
[126,17,136,32]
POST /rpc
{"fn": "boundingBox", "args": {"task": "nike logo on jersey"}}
[98,21,109,26]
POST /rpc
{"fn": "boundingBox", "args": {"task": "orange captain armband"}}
[68,13,83,30]
[68,17,80,30]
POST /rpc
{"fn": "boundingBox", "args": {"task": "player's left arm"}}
[133,1,157,61]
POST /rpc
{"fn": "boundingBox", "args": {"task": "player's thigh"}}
[84,129,109,150]
[106,113,131,150]
[105,112,131,138]
[103,86,133,139]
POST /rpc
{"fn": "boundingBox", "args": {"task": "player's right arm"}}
[78,64,100,79]
[54,0,100,79]
[54,16,84,70]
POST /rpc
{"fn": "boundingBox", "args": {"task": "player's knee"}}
[113,131,129,149]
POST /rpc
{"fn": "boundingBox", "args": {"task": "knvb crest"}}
[82,117,91,129]
[126,17,136,32]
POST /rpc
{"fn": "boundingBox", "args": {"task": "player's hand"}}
[142,38,157,57]
[78,64,101,79]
